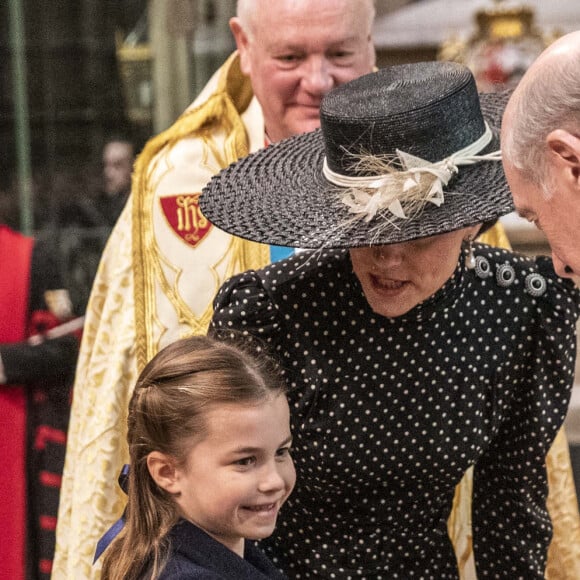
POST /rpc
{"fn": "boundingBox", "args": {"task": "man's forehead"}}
[264,31,367,50]
[253,0,372,28]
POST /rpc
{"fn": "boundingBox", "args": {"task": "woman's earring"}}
[465,236,476,269]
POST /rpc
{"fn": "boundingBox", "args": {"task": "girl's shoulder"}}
[157,556,223,579]
[157,520,284,580]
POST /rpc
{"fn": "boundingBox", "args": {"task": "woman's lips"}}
[370,274,408,294]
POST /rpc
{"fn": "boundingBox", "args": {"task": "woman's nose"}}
[372,244,403,266]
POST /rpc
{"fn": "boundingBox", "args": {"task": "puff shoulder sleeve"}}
[211,270,283,348]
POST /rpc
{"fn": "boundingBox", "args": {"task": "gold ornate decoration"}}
[438,0,554,91]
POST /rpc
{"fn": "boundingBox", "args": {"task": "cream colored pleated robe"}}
[52,52,580,579]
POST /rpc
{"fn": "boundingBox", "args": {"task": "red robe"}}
[0,225,33,580]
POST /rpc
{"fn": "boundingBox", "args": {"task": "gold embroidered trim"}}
[132,52,268,369]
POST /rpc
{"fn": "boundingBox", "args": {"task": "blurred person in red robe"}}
[0,223,81,580]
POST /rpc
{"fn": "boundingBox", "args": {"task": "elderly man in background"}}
[0,224,80,580]
[53,1,376,577]
[502,30,580,277]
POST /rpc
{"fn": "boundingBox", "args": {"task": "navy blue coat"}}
[154,520,286,579]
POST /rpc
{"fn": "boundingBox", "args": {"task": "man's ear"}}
[546,129,580,187]
[147,451,181,494]
[229,17,251,75]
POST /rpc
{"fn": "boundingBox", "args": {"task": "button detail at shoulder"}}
[474,256,492,279]
[496,263,516,287]
[524,272,547,297]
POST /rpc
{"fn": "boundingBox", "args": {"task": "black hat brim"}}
[200,90,514,249]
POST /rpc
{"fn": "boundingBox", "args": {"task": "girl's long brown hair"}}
[100,334,285,580]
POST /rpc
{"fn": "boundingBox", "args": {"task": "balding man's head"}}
[501,31,580,278]
[502,30,580,186]
[236,0,376,38]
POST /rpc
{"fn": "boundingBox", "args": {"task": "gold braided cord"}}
[545,425,580,578]
[448,467,474,576]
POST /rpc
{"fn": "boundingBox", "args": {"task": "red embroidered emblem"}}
[160,194,213,248]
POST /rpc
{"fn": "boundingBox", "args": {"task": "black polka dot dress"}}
[211,244,580,579]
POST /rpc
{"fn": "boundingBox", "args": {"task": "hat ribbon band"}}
[323,123,501,222]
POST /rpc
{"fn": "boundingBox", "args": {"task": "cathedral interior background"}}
[3,0,580,503]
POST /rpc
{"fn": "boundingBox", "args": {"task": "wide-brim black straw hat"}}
[200,61,514,248]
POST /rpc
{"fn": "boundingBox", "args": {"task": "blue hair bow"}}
[93,464,130,563]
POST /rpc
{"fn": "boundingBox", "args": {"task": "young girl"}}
[100,335,295,579]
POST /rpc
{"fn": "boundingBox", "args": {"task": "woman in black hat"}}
[201,62,580,578]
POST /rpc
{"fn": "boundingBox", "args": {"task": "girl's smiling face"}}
[169,394,295,556]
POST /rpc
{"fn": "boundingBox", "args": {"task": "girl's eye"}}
[235,456,256,467]
[276,446,292,458]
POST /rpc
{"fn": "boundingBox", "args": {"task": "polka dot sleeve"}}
[472,258,580,578]
[211,269,282,347]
